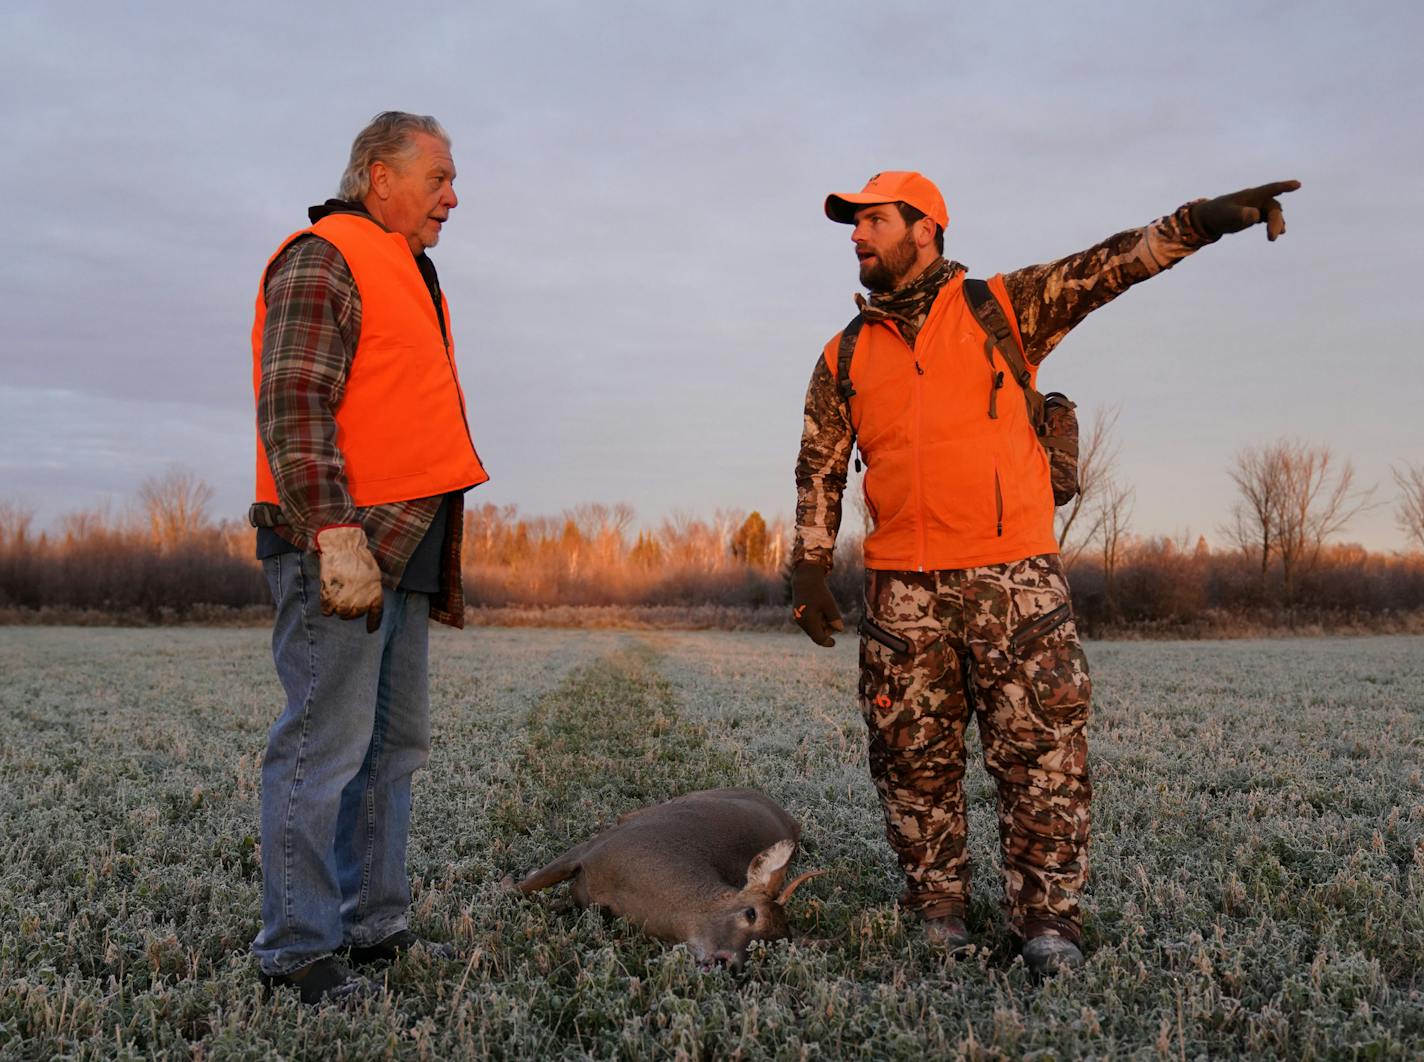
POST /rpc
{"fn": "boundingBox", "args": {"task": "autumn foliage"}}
[2,463,1423,630]
[461,503,788,608]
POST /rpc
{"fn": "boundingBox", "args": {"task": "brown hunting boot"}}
[1021,933,1084,978]
[345,929,457,966]
[923,915,974,955]
[260,956,375,1006]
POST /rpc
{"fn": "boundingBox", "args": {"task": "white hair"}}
[338,111,450,202]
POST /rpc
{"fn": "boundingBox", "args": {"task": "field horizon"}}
[2,627,1421,1058]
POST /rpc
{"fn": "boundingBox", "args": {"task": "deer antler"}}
[776,868,827,905]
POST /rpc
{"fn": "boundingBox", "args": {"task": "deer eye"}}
[743,907,758,924]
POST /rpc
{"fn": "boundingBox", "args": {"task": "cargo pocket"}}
[860,618,967,775]
[1009,603,1091,727]
[860,615,912,656]
[1009,603,1071,653]
[857,617,924,752]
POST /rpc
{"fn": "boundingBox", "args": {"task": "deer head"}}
[686,839,827,968]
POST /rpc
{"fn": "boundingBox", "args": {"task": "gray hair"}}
[338,111,450,202]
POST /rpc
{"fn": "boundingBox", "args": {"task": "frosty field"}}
[1,626,1421,1059]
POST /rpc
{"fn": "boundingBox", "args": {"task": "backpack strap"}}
[836,314,865,407]
[963,278,1041,425]
[835,314,865,470]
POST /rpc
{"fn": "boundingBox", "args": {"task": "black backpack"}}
[834,278,1080,506]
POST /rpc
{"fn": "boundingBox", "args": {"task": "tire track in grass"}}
[488,638,740,869]
[444,638,751,1053]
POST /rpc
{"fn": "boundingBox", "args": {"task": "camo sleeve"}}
[792,357,854,571]
[1002,203,1214,365]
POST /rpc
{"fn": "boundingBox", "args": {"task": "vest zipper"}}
[994,469,1004,537]
[440,330,484,468]
[424,259,485,477]
[914,347,927,571]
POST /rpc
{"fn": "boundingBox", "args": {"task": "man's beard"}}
[859,230,918,293]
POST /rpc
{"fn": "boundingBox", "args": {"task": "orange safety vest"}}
[824,273,1058,572]
[252,213,488,508]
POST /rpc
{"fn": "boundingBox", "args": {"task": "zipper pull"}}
[914,361,924,375]
[854,454,862,473]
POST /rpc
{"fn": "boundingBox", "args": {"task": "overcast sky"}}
[3,0,1421,550]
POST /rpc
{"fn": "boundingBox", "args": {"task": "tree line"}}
[2,437,1423,629]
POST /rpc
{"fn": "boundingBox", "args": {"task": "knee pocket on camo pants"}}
[1008,602,1092,728]
[858,620,960,759]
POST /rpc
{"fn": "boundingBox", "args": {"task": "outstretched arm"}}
[1003,180,1301,364]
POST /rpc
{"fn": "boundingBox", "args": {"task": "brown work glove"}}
[1191,180,1301,241]
[314,525,384,633]
[792,561,844,647]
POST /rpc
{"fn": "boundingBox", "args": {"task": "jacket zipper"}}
[436,307,485,472]
[443,336,482,463]
[416,253,485,477]
[994,469,1003,537]
[912,340,927,572]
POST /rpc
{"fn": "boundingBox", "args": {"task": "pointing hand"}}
[1192,180,1301,241]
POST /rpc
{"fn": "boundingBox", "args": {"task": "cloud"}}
[1,0,1419,549]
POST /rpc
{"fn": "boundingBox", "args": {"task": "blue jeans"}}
[251,550,431,975]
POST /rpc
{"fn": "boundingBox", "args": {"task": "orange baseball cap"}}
[825,171,949,230]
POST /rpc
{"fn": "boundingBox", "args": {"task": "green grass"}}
[1,627,1421,1059]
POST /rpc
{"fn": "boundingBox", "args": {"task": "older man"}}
[792,171,1298,976]
[249,111,487,1004]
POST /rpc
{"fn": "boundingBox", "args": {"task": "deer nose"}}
[696,950,740,971]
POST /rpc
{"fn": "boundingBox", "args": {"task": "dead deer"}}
[516,788,824,967]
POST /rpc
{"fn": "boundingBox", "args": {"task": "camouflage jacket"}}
[792,203,1213,571]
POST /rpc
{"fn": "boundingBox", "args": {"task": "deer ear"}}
[745,839,796,894]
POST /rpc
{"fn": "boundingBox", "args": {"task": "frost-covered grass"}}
[1,627,1421,1059]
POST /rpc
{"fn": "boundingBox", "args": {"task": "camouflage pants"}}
[858,554,1091,942]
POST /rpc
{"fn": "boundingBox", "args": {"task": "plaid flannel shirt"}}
[257,231,468,627]
[793,203,1214,570]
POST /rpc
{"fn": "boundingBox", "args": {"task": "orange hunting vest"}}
[824,273,1058,572]
[252,213,488,508]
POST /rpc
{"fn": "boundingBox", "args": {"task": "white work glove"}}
[314,526,384,633]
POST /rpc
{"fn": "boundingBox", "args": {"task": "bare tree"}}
[1097,477,1135,619]
[1057,404,1121,569]
[569,502,634,565]
[1224,442,1289,585]
[1274,442,1375,598]
[138,467,215,549]
[1393,461,1424,552]
[570,502,634,540]
[1226,440,1376,597]
[0,500,35,550]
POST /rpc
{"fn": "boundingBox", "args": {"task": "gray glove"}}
[314,525,384,633]
[1192,180,1301,241]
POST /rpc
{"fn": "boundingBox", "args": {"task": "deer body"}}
[517,788,819,965]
